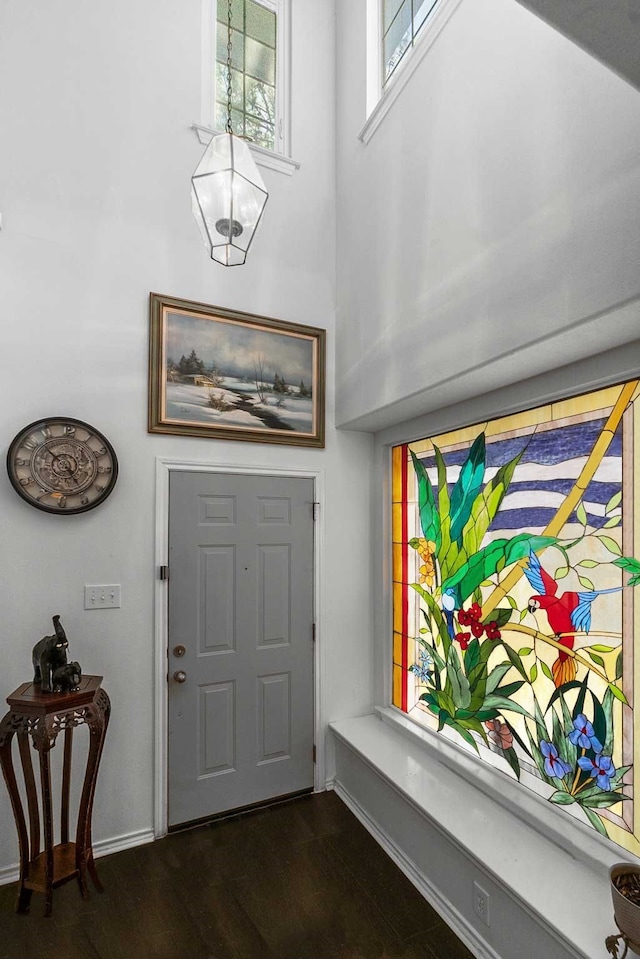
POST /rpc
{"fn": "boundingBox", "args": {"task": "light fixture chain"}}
[226,0,233,133]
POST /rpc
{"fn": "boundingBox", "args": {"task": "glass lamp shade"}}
[191,132,269,267]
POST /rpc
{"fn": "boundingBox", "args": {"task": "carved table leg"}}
[61,726,73,845]
[0,716,32,914]
[36,737,54,918]
[75,698,108,898]
[86,691,110,892]
[18,732,40,860]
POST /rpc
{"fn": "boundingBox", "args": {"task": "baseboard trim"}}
[0,827,155,887]
[333,780,500,959]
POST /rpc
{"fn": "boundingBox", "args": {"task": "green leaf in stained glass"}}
[410,450,441,554]
[549,791,575,805]
[597,535,622,556]
[603,515,621,528]
[582,807,608,835]
[613,556,640,574]
[448,433,485,545]
[581,791,630,808]
[605,491,622,514]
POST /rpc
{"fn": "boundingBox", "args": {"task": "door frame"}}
[153,456,325,838]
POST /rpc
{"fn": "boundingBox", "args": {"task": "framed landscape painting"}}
[148,293,325,447]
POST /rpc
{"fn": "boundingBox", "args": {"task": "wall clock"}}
[6,417,118,514]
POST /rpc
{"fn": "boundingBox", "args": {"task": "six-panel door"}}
[168,471,315,826]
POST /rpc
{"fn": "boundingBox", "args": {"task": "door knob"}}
[173,644,186,657]
[173,670,187,684]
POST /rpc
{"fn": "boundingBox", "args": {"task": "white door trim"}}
[154,456,325,838]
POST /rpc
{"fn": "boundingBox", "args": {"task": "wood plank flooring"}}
[0,791,475,959]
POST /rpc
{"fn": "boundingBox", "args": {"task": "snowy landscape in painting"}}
[166,376,313,433]
[163,310,316,435]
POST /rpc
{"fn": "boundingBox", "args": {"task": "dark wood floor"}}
[0,791,475,959]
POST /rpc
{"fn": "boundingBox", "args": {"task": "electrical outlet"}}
[84,585,121,609]
[473,881,490,926]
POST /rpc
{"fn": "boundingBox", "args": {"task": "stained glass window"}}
[392,380,640,855]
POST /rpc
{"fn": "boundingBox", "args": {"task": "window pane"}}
[217,0,244,32]
[245,75,275,125]
[413,0,439,37]
[245,36,275,84]
[244,115,274,150]
[383,0,406,33]
[383,0,411,81]
[214,102,228,131]
[246,0,276,47]
[216,63,245,112]
[214,0,280,153]
[231,107,245,137]
[216,24,245,71]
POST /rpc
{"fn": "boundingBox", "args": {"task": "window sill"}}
[331,710,625,959]
[375,705,622,874]
[191,123,301,177]
[359,0,464,146]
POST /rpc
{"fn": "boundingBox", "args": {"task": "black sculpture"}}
[32,615,69,693]
[52,661,82,693]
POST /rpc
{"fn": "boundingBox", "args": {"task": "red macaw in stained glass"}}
[524,550,621,687]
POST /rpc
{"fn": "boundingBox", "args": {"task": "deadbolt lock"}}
[173,644,186,657]
[173,670,187,684]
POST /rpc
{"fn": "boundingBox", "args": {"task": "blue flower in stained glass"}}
[577,754,616,791]
[540,740,572,779]
[409,649,433,683]
[568,714,602,753]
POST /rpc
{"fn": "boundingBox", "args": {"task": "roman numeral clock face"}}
[7,418,118,514]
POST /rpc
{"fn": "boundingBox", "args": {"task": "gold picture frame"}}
[148,293,325,448]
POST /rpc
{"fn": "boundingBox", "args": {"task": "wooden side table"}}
[0,675,110,917]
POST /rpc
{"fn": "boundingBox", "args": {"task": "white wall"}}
[335,0,640,432]
[0,0,374,873]
[333,4,640,955]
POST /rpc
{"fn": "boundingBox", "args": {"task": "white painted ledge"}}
[330,712,631,959]
[375,705,627,874]
[191,123,301,176]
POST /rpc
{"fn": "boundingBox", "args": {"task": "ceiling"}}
[515,0,640,92]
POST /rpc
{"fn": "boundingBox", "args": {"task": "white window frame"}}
[360,0,464,145]
[197,0,299,176]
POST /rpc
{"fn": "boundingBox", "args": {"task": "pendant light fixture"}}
[191,0,269,266]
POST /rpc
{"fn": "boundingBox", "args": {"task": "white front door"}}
[167,470,315,827]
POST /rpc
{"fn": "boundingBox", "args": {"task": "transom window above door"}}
[214,0,280,152]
